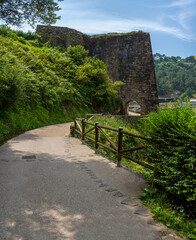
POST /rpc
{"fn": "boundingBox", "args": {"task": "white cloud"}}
[168,0,196,7]
[57,0,196,40]
[164,1,196,38]
[6,0,195,42]
[57,18,195,41]
[165,9,195,31]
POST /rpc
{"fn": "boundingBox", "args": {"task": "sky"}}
[4,0,196,58]
[52,0,196,58]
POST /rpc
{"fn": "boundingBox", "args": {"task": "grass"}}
[140,188,196,240]
[0,105,87,145]
[90,31,147,38]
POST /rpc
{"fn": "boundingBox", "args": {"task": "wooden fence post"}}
[82,118,85,144]
[117,127,123,167]
[95,122,99,153]
[74,118,77,137]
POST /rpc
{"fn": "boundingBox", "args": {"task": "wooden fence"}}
[85,113,103,121]
[73,117,154,170]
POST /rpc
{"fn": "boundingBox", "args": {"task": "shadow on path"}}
[0,123,178,240]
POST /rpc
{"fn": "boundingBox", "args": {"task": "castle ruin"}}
[36,25,159,114]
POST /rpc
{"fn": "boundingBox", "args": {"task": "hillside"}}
[154,53,196,100]
[1,26,195,142]
[0,26,122,142]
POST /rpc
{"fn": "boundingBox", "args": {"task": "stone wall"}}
[36,25,89,49]
[36,25,159,114]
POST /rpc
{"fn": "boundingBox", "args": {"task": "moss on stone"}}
[90,31,147,38]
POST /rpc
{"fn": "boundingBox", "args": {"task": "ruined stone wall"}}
[36,25,89,49]
[89,33,158,114]
[36,25,158,114]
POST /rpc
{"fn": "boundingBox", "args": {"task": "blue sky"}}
[53,0,196,58]
[3,0,195,58]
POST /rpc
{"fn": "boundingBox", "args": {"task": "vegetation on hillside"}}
[154,53,196,100]
[0,26,122,143]
[0,25,195,238]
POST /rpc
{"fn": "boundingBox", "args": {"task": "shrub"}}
[0,26,122,112]
[0,26,123,143]
[140,102,196,213]
[0,51,26,109]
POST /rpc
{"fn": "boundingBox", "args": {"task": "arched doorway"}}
[126,101,141,116]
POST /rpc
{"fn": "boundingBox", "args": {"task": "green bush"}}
[0,26,122,143]
[0,26,122,112]
[140,102,196,213]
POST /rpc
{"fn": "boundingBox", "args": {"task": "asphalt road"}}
[0,123,181,240]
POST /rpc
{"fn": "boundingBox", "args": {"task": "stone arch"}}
[126,100,141,116]
[123,97,146,115]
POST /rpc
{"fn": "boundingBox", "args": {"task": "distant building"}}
[158,97,174,108]
[158,97,174,103]
[190,99,196,107]
[190,99,196,103]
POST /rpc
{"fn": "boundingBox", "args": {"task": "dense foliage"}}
[0,0,63,26]
[0,26,122,142]
[154,53,196,100]
[140,102,196,213]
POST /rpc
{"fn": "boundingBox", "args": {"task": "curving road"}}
[0,123,181,240]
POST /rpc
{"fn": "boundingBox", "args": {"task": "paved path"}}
[0,123,181,240]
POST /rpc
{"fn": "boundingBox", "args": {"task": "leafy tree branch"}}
[0,0,63,27]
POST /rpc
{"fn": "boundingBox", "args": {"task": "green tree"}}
[0,0,63,27]
[154,53,196,99]
[0,26,122,112]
